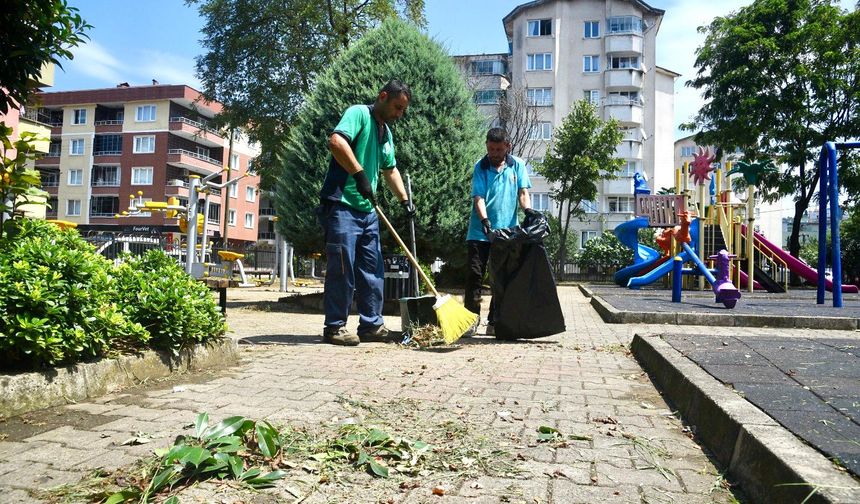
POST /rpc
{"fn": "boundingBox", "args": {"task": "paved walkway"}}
[0,286,779,503]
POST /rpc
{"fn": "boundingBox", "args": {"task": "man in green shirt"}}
[318,80,415,346]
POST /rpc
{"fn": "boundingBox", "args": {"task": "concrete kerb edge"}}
[577,284,594,298]
[631,333,860,504]
[0,338,239,418]
[589,295,621,323]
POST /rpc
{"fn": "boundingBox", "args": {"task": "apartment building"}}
[31,84,261,247]
[457,0,677,249]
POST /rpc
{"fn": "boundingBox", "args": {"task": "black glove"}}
[352,170,374,203]
[401,199,416,218]
[481,218,492,237]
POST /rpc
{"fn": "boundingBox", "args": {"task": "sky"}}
[55,0,856,140]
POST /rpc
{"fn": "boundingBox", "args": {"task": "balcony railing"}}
[91,211,119,218]
[259,208,277,216]
[170,116,212,131]
[20,108,53,126]
[93,150,122,156]
[41,179,60,188]
[168,148,221,166]
[257,232,276,240]
[46,147,61,157]
[94,119,124,125]
[92,179,120,187]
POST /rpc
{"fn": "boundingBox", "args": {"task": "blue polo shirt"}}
[466,154,531,242]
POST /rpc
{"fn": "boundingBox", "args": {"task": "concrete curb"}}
[590,295,859,330]
[0,338,238,418]
[577,284,594,298]
[631,333,860,504]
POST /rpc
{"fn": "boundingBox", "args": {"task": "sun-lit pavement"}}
[0,284,758,503]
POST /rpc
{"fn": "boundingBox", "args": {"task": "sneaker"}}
[357,325,390,342]
[485,324,495,336]
[323,326,359,346]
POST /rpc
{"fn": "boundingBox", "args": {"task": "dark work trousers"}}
[465,240,495,324]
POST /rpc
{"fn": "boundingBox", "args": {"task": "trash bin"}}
[488,212,565,340]
[383,254,415,300]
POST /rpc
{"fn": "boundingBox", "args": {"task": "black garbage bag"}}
[488,212,565,340]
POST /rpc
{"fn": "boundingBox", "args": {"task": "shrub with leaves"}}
[0,219,148,368]
[574,230,633,269]
[114,249,226,354]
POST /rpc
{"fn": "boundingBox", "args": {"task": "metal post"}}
[817,147,828,305]
[186,176,200,275]
[279,236,289,292]
[827,142,842,307]
[200,191,211,264]
[747,185,755,293]
[672,256,683,303]
[698,180,706,291]
[222,129,235,247]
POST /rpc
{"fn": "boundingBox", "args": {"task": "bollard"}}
[672,256,683,303]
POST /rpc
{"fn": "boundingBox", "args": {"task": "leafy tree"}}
[574,230,632,269]
[536,99,623,274]
[498,86,548,162]
[1,126,49,239]
[187,0,425,189]
[272,19,484,268]
[543,214,577,271]
[0,0,90,114]
[839,209,860,282]
[684,0,860,260]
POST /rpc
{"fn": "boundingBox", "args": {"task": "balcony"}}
[605,69,644,90]
[257,232,276,242]
[259,208,277,217]
[93,150,122,157]
[93,119,124,126]
[169,116,223,148]
[604,178,634,194]
[604,101,643,125]
[91,178,120,187]
[615,141,643,159]
[167,148,222,175]
[606,33,643,55]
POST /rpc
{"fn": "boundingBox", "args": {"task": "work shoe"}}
[357,324,390,342]
[485,324,495,336]
[323,326,359,346]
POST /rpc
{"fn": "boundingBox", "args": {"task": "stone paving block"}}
[0,461,79,489]
[0,487,34,503]
[594,462,684,492]
[14,442,102,471]
[550,480,640,503]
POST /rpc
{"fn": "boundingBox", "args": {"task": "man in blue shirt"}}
[465,128,535,334]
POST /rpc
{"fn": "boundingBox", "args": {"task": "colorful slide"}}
[626,220,701,288]
[614,217,662,286]
[742,226,859,294]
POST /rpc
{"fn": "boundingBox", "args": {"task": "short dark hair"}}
[486,127,509,143]
[380,80,412,101]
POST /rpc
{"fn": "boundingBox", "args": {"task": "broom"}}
[374,203,477,344]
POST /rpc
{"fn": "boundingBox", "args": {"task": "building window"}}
[532,193,551,212]
[528,122,553,140]
[91,165,120,186]
[582,200,598,213]
[229,183,238,198]
[527,53,552,71]
[527,19,552,37]
[471,60,506,75]
[247,158,255,174]
[68,169,82,186]
[608,16,645,34]
[609,56,640,69]
[584,21,600,38]
[136,105,156,122]
[246,186,256,202]
[607,91,642,105]
[608,196,635,213]
[619,161,638,177]
[131,166,153,185]
[94,134,122,155]
[474,90,503,105]
[230,153,240,170]
[244,212,254,229]
[584,90,600,105]
[581,230,599,248]
[526,88,553,106]
[228,209,237,226]
[207,203,221,224]
[90,196,120,218]
[133,135,155,153]
[584,55,600,73]
[70,138,85,155]
[66,199,81,216]
[681,146,695,157]
[72,108,87,125]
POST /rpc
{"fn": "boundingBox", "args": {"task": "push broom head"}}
[433,295,478,344]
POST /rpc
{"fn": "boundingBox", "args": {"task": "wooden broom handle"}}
[374,204,440,297]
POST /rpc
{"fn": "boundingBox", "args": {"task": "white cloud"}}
[135,50,201,88]
[67,40,126,85]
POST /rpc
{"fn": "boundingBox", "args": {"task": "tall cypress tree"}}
[273,19,484,270]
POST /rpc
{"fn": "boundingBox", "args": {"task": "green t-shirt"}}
[320,104,397,212]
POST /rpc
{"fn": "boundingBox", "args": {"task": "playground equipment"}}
[615,143,857,307]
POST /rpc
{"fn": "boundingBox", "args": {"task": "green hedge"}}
[0,220,225,370]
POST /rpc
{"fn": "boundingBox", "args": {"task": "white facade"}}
[457,0,677,249]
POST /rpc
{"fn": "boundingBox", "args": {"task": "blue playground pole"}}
[672,256,683,303]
